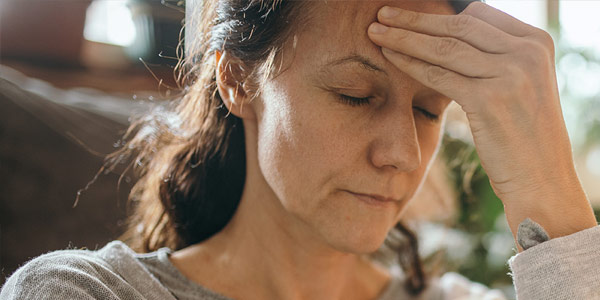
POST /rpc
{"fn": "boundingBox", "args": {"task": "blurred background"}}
[0,0,598,298]
[0,0,184,285]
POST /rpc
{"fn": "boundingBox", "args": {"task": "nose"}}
[368,105,422,173]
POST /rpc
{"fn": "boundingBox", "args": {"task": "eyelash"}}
[337,94,439,122]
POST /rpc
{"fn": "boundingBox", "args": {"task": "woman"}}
[2,0,599,299]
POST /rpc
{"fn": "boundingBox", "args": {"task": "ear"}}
[215,50,257,120]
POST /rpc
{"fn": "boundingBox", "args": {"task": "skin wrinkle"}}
[254,0,456,249]
[305,2,452,118]
[332,54,388,76]
[323,54,387,75]
[170,1,457,300]
[313,51,449,130]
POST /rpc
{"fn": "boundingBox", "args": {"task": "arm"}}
[366,2,599,299]
[366,2,597,252]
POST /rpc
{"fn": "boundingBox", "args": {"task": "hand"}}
[367,2,596,243]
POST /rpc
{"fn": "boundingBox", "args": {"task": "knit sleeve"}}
[0,249,146,300]
[508,223,600,299]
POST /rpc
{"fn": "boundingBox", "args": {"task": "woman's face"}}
[246,0,455,254]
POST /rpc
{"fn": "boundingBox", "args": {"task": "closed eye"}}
[413,107,439,122]
[337,94,371,107]
[338,94,439,122]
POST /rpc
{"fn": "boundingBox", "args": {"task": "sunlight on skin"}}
[367,2,597,251]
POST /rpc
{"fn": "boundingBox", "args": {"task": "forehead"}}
[288,0,454,81]
[309,0,454,34]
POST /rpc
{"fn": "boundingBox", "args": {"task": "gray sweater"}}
[2,222,600,299]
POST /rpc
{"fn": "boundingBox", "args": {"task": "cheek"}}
[255,87,343,212]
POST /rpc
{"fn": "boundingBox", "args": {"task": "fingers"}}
[366,2,550,112]
[376,5,519,54]
[368,23,503,78]
[461,2,538,37]
[380,47,480,103]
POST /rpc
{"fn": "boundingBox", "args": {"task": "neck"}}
[169,122,391,300]
[170,168,390,300]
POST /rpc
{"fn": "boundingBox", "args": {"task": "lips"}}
[345,190,400,206]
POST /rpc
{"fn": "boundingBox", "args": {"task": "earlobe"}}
[215,50,256,120]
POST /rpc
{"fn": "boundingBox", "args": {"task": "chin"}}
[324,225,392,255]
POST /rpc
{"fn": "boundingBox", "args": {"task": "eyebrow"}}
[323,54,387,76]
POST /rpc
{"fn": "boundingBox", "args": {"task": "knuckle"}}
[425,65,449,86]
[404,10,422,28]
[518,40,551,68]
[462,1,487,16]
[435,37,460,57]
[447,15,474,37]
[533,29,556,53]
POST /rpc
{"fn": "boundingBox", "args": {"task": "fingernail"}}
[380,6,399,18]
[369,22,388,34]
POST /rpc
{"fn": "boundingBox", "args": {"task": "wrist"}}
[502,186,597,251]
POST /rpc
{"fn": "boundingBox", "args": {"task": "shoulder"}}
[0,241,170,300]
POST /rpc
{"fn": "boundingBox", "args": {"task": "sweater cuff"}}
[508,224,600,299]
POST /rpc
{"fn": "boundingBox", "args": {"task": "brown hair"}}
[111,0,478,296]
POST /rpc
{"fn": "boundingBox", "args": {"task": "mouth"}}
[345,190,400,207]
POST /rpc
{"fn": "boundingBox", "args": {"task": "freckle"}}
[345,215,351,221]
